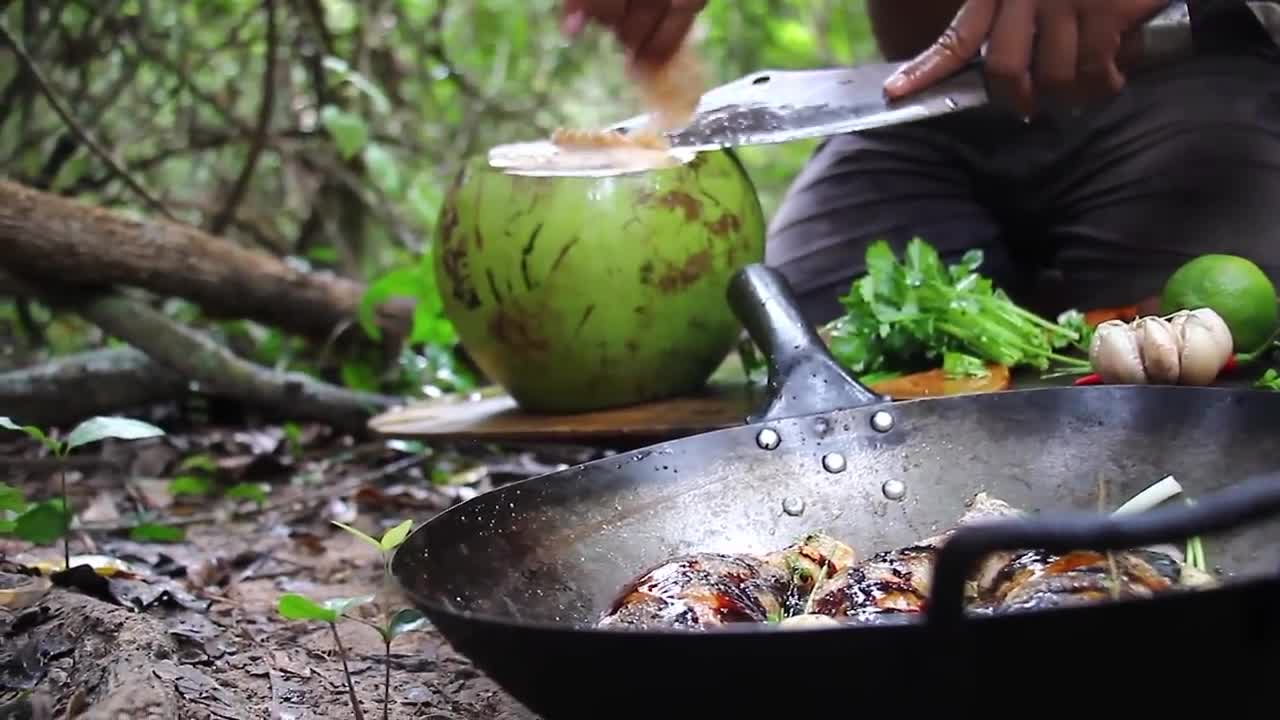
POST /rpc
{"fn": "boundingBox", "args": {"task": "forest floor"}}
[0,418,607,719]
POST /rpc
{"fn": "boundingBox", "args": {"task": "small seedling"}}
[332,519,412,575]
[308,518,426,719]
[1,415,166,569]
[277,593,374,720]
[368,608,426,720]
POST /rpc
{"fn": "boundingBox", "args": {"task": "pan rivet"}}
[757,425,778,448]
[882,479,907,501]
[871,411,894,433]
[821,452,847,474]
[782,496,806,516]
[756,428,781,451]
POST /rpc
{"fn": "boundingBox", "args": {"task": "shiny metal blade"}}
[608,63,990,153]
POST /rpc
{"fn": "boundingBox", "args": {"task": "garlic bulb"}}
[1090,320,1148,384]
[1131,316,1180,384]
[1088,308,1236,387]
[1169,308,1234,386]
[1187,309,1234,364]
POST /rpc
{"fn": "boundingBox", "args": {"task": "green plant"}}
[277,593,374,720]
[277,518,426,720]
[1,415,165,569]
[168,452,270,509]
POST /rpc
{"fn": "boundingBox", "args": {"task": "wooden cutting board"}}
[368,303,1149,445]
[368,364,1012,445]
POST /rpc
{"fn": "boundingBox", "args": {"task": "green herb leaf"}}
[14,500,68,545]
[386,608,428,640]
[943,352,989,379]
[332,521,382,551]
[278,593,339,623]
[380,519,413,552]
[831,237,1091,378]
[1255,368,1280,391]
[129,523,185,543]
[66,417,165,451]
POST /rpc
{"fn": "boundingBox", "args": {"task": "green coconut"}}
[433,139,766,414]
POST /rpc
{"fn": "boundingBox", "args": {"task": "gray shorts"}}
[765,52,1280,325]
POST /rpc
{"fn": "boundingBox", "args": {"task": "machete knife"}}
[603,0,1280,153]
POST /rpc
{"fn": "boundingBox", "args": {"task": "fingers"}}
[1031,1,1079,105]
[984,0,1038,116]
[565,1,702,69]
[884,0,999,100]
[568,0,628,31]
[1075,13,1126,101]
[637,3,701,68]
[618,1,668,65]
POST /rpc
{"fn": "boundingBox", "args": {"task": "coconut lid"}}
[487,138,698,178]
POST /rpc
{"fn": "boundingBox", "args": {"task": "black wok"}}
[392,265,1280,718]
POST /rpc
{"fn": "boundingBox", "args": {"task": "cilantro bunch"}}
[825,238,1093,377]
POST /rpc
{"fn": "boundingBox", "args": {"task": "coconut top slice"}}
[487,134,698,178]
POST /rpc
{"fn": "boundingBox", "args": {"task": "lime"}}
[1160,254,1278,352]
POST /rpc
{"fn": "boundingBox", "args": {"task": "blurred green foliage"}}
[0,0,878,397]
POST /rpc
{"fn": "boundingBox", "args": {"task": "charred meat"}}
[600,490,1216,631]
[767,532,858,616]
[597,533,855,630]
[977,546,1216,613]
[807,492,1023,622]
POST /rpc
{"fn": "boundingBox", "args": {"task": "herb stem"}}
[384,637,391,720]
[60,467,69,570]
[330,622,366,720]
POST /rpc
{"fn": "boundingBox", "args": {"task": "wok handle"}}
[926,470,1280,630]
[727,264,887,424]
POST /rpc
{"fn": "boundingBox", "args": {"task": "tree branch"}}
[0,18,175,221]
[0,179,414,343]
[0,267,400,433]
[209,0,278,235]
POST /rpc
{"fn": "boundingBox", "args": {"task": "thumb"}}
[884,0,998,100]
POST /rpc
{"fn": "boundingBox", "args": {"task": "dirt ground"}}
[0,421,608,719]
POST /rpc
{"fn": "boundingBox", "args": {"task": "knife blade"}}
[604,0,1280,153]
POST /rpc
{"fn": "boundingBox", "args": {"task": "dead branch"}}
[0,346,186,428]
[76,293,400,432]
[0,266,401,432]
[0,179,414,343]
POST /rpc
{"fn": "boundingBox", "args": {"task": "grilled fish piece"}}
[808,492,1024,623]
[979,546,1216,613]
[767,532,858,617]
[597,533,856,630]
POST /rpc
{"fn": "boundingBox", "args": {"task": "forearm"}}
[866,0,964,60]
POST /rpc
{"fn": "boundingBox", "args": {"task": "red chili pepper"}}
[1222,355,1239,373]
[1074,373,1103,386]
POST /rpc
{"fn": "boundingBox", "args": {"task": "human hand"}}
[560,0,707,71]
[882,0,1169,116]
